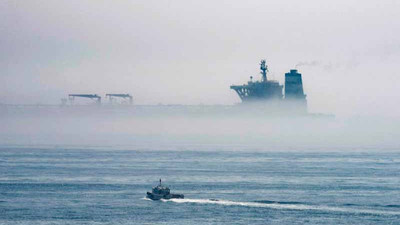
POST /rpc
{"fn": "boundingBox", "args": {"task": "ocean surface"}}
[1,147,399,224]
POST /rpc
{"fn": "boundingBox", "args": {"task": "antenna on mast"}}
[260,59,268,82]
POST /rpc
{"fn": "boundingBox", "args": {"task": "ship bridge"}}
[230,60,283,102]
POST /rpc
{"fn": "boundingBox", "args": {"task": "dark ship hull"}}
[146,191,184,200]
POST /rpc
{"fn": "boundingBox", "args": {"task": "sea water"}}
[0,147,399,224]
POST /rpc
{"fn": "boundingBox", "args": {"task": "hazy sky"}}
[1,0,399,116]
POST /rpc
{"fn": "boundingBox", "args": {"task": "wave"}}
[159,198,400,216]
[345,203,400,209]
[254,200,303,205]
[385,204,400,208]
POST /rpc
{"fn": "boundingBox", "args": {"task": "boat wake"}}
[159,198,400,216]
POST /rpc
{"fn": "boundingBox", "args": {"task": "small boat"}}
[146,179,184,200]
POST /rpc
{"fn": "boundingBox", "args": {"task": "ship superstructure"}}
[230,60,283,101]
[230,60,307,112]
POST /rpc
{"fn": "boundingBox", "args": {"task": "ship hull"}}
[146,192,184,200]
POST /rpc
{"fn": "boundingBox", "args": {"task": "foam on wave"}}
[159,198,400,216]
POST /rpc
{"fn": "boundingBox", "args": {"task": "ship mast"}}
[260,59,268,82]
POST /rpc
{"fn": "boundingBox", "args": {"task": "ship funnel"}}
[285,69,305,99]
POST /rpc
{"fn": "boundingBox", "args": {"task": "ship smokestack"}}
[284,69,307,111]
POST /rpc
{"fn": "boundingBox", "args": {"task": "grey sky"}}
[1,0,399,116]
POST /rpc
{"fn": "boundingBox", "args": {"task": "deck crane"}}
[105,94,133,105]
[68,94,101,105]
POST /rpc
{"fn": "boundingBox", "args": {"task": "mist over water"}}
[1,0,399,150]
[1,105,399,150]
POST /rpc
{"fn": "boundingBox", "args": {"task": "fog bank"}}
[1,106,399,151]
